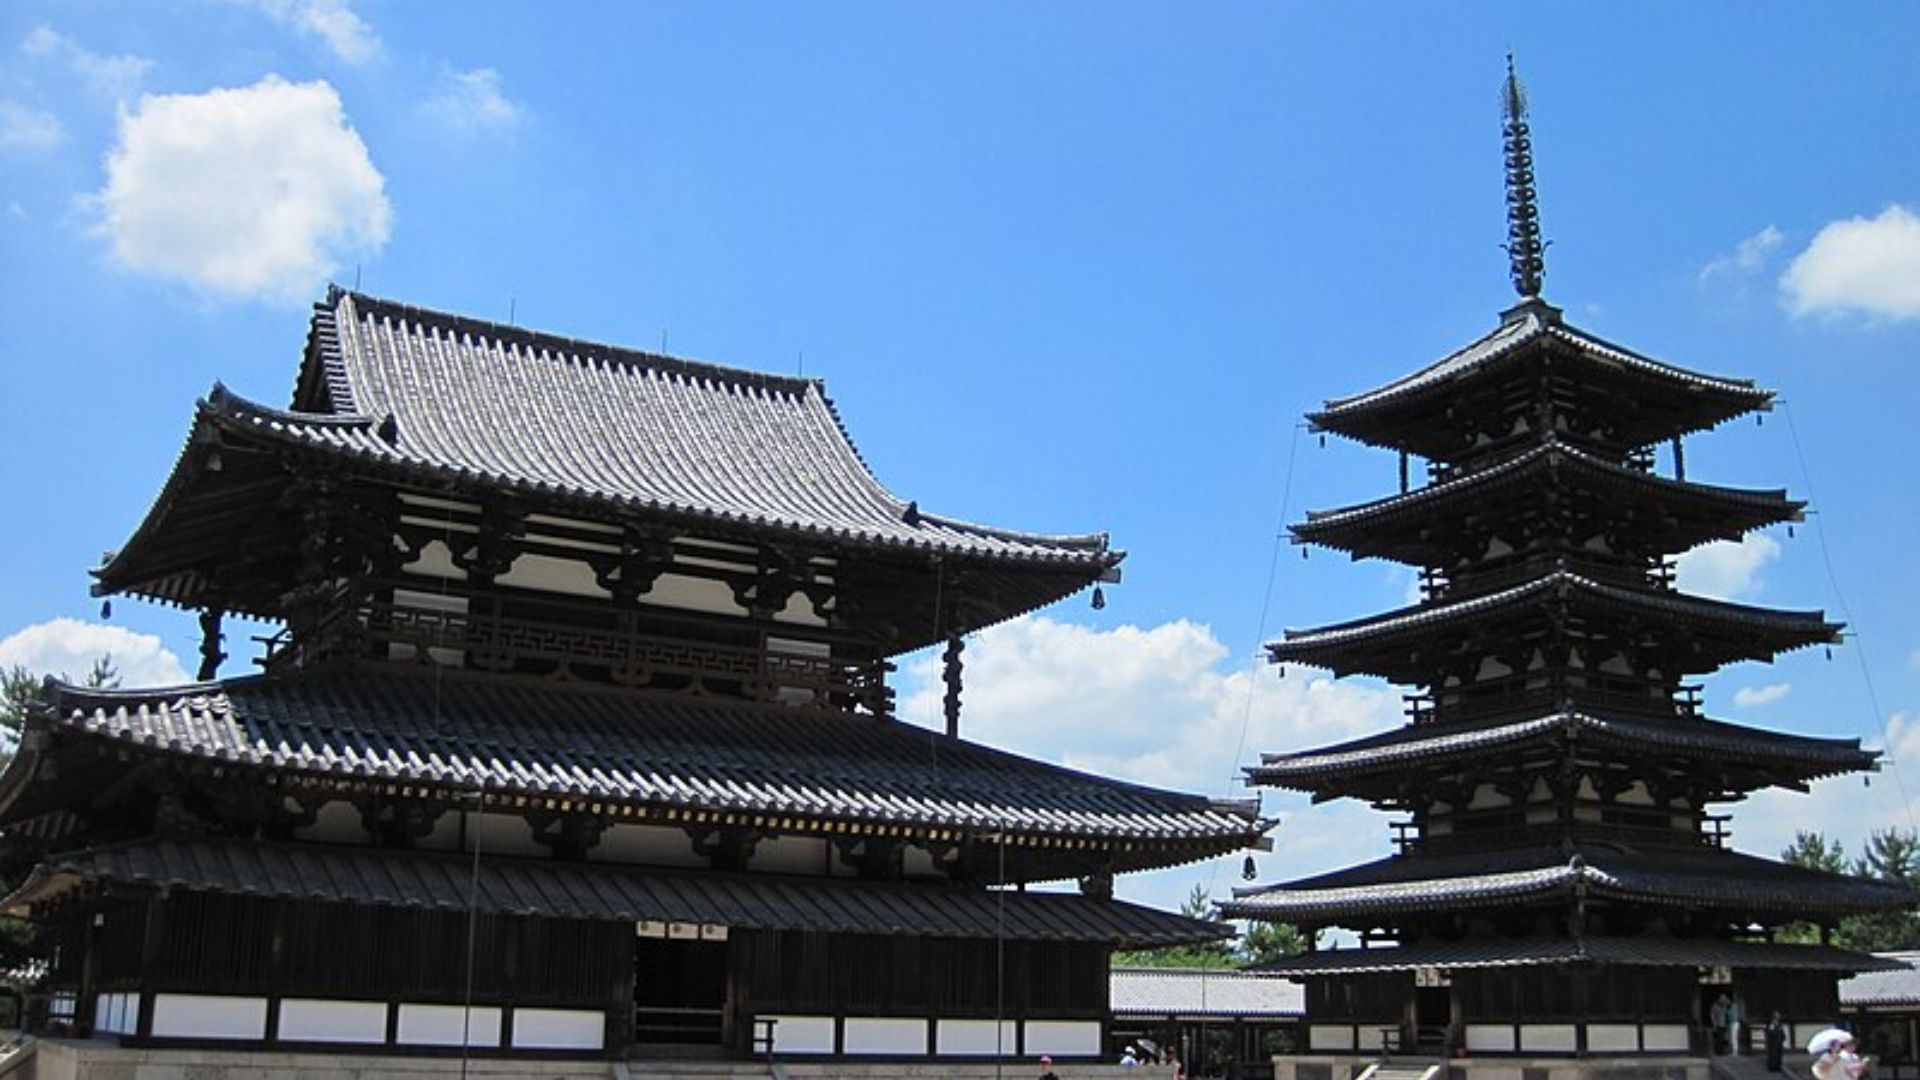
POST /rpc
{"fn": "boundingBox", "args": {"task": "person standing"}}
[1039,1054,1060,1080]
[1711,995,1731,1055]
[1728,995,1745,1055]
[1765,1013,1787,1072]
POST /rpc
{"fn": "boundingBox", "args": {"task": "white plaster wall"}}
[468,811,546,858]
[1309,1026,1355,1052]
[1520,1024,1578,1053]
[937,1019,1019,1056]
[594,823,707,867]
[1024,1020,1102,1057]
[396,1004,502,1047]
[295,799,369,846]
[901,845,938,880]
[765,1015,837,1054]
[749,835,830,875]
[1466,1025,1516,1052]
[151,994,268,1040]
[1646,1024,1692,1051]
[278,999,388,1043]
[1356,1027,1388,1051]
[843,1017,929,1056]
[497,552,612,600]
[415,808,462,853]
[510,1008,604,1050]
[1586,1024,1640,1053]
[643,573,748,617]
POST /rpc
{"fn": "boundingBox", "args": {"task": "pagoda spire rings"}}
[1503,53,1548,299]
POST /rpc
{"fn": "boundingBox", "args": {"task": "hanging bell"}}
[1242,854,1258,881]
[1301,547,1309,560]
[1757,414,1764,427]
[1318,434,1326,449]
[100,599,112,620]
[1865,775,1872,789]
[1788,525,1795,539]
[1091,585,1106,611]
[1825,646,1833,661]
[1276,665,1286,679]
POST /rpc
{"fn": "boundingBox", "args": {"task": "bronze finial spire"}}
[1502,53,1546,298]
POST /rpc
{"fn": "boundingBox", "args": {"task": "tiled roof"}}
[1249,711,1873,790]
[2,837,1227,947]
[1841,954,1920,1007]
[1221,846,1916,923]
[1110,968,1303,1018]
[1269,570,1840,675]
[16,668,1263,857]
[1256,936,1901,977]
[1296,439,1799,547]
[290,290,1114,565]
[1314,303,1768,422]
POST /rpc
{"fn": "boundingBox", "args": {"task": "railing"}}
[263,587,896,715]
[1406,674,1688,726]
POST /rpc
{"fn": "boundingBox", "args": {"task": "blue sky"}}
[4,3,1920,917]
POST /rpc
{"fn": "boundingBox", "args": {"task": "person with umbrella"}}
[1810,1029,1873,1080]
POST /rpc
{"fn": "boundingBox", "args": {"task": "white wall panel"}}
[278,999,387,1044]
[1587,1024,1640,1052]
[937,1019,1019,1056]
[511,1008,604,1050]
[764,1015,836,1054]
[1024,1020,1102,1057]
[1645,1024,1691,1051]
[1520,1024,1577,1052]
[396,1003,501,1047]
[1308,1025,1355,1052]
[1465,1025,1516,1052]
[844,1017,928,1055]
[151,994,268,1040]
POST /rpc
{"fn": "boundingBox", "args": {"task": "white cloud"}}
[1781,205,1920,320]
[1739,709,1920,865]
[420,67,523,134]
[21,26,153,101]
[1674,533,1780,601]
[1699,225,1784,284]
[231,0,380,63]
[0,618,189,687]
[93,76,391,301]
[1732,682,1791,708]
[896,615,1405,911]
[0,101,62,149]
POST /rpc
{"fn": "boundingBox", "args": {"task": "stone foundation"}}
[26,1041,1175,1080]
[1275,1055,1712,1080]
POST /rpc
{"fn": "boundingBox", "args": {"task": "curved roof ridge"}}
[335,287,824,396]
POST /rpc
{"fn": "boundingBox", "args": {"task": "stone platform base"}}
[26,1041,1172,1080]
[1276,1055,1712,1080]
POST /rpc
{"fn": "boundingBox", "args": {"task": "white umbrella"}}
[1808,1029,1853,1056]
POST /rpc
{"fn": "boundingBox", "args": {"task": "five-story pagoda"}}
[1222,61,1914,1062]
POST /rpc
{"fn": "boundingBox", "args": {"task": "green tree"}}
[1838,828,1920,952]
[1238,920,1310,967]
[1782,831,1847,874]
[1114,884,1238,969]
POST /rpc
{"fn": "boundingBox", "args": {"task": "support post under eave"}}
[197,607,226,681]
[943,635,964,738]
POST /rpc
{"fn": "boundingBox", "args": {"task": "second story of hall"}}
[91,288,1122,702]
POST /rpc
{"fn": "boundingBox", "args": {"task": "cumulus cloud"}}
[1739,709,1920,865]
[231,0,380,63]
[897,615,1407,910]
[1675,533,1780,601]
[1781,205,1920,320]
[1698,225,1784,284]
[420,67,523,134]
[1732,682,1791,708]
[0,618,189,687]
[20,26,153,101]
[0,101,62,149]
[93,76,391,301]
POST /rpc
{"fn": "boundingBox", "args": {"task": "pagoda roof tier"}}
[94,288,1119,639]
[1219,845,1915,925]
[1253,936,1902,977]
[1268,570,1840,681]
[0,668,1264,871]
[1309,300,1772,459]
[1295,439,1801,565]
[1,836,1226,948]
[1249,711,1874,799]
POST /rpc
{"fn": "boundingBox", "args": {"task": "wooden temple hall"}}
[0,287,1269,1061]
[1220,61,1916,1063]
